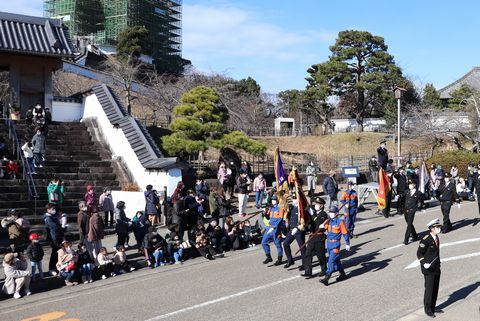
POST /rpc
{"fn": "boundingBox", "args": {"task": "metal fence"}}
[188,151,432,177]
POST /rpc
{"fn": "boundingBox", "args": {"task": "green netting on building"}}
[44,0,182,58]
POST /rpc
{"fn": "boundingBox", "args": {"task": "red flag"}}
[377,168,391,210]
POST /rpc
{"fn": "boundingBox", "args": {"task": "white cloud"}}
[0,0,44,17]
[183,4,335,91]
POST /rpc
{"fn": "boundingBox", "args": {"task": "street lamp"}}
[394,86,407,167]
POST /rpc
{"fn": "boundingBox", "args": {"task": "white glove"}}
[267,228,274,234]
[291,228,298,236]
[345,204,349,209]
[319,223,325,229]
[423,263,431,269]
[346,245,350,251]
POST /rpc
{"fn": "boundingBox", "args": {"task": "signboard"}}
[342,166,360,178]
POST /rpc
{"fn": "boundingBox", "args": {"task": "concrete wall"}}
[52,100,84,122]
[82,94,181,195]
[111,191,145,219]
[332,118,386,133]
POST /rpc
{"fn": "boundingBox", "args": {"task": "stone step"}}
[30,173,117,181]
[43,160,113,167]
[42,155,103,161]
[35,166,114,174]
[44,150,101,157]
[0,192,86,202]
[0,206,79,216]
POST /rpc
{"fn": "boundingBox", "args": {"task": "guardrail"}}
[4,117,39,212]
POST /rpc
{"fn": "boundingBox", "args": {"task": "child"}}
[77,243,94,283]
[170,235,184,264]
[96,247,115,279]
[113,245,135,274]
[21,140,35,174]
[243,220,255,247]
[25,233,44,281]
[5,160,19,179]
[153,239,166,268]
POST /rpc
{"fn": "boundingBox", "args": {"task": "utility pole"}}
[394,86,407,167]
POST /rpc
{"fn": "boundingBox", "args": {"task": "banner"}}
[419,160,430,194]
[377,168,391,210]
[274,147,288,192]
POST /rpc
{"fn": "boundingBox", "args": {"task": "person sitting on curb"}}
[2,252,31,299]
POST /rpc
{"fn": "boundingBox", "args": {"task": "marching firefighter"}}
[339,181,358,238]
[417,218,443,318]
[302,197,328,279]
[283,194,307,269]
[261,194,285,266]
[320,206,350,286]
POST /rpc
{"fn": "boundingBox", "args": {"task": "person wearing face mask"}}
[302,197,328,279]
[44,203,62,275]
[436,173,458,233]
[403,181,422,245]
[339,181,358,238]
[394,166,408,216]
[306,161,317,198]
[261,194,285,266]
[319,206,350,286]
[417,218,443,318]
[377,139,388,170]
[31,128,46,168]
[283,195,307,269]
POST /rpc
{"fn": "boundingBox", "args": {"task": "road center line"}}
[143,274,302,320]
[380,244,405,253]
[405,251,480,270]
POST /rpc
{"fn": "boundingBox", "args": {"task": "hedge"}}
[427,150,480,178]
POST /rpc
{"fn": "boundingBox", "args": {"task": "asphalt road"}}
[1,199,480,321]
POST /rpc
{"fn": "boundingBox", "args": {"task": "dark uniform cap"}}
[314,197,325,205]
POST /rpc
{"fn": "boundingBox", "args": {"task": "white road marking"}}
[405,251,480,270]
[143,274,302,320]
[404,237,480,270]
[357,220,372,224]
[380,243,404,253]
[382,237,480,255]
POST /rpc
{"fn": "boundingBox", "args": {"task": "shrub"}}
[427,150,480,178]
[122,183,141,191]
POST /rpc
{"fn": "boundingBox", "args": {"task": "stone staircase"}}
[0,121,122,247]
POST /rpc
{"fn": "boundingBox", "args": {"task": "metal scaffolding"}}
[44,0,182,58]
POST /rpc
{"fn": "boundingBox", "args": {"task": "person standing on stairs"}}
[31,128,46,168]
[84,185,98,214]
[47,176,65,210]
[21,139,35,175]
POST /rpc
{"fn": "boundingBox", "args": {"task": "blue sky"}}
[2,0,480,93]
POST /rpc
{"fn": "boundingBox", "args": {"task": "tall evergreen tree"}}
[422,83,442,108]
[306,30,414,131]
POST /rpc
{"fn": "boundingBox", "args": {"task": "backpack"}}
[7,222,21,239]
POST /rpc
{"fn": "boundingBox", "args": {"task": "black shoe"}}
[263,255,273,264]
[273,256,283,266]
[336,273,348,282]
[304,274,316,280]
[284,261,294,269]
[434,308,444,313]
[298,265,305,271]
[320,273,331,286]
[425,311,435,318]
[301,273,312,278]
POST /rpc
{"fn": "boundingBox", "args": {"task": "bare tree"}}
[53,70,96,97]
[102,56,142,115]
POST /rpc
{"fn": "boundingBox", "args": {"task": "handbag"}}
[180,240,192,249]
[65,260,76,272]
[50,191,59,202]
